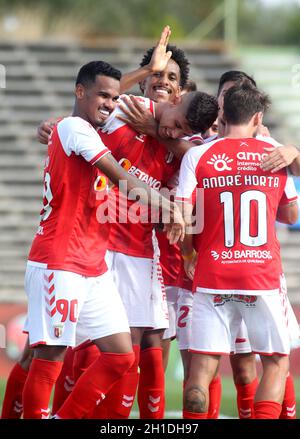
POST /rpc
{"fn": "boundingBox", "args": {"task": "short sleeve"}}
[176,149,198,203]
[57,117,110,164]
[279,176,298,205]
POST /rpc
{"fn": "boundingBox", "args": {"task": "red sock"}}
[236,377,258,419]
[90,345,140,419]
[52,347,75,414]
[280,374,296,419]
[1,363,28,419]
[56,351,134,419]
[183,410,207,419]
[207,375,222,419]
[23,358,63,419]
[138,347,165,419]
[73,344,100,382]
[254,400,282,419]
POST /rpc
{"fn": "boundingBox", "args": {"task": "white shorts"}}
[176,288,193,350]
[190,291,291,356]
[234,320,252,354]
[106,250,168,329]
[23,264,130,347]
[234,274,300,354]
[162,286,179,340]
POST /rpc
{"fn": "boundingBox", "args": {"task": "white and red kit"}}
[157,134,203,339]
[99,97,179,328]
[176,136,298,354]
[25,117,130,347]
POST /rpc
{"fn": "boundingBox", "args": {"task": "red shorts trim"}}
[189,349,229,356]
[252,350,288,357]
[29,341,47,348]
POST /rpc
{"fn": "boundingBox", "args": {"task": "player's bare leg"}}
[230,352,257,385]
[162,338,171,370]
[183,353,220,418]
[255,354,289,402]
[180,349,191,383]
[183,350,221,419]
[254,354,289,419]
[19,337,34,370]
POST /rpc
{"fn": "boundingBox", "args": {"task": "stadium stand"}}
[0,41,299,304]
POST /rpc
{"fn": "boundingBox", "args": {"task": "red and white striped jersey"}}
[99,96,180,258]
[176,136,298,295]
[28,117,111,276]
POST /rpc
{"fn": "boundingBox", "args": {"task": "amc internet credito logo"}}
[207,154,233,172]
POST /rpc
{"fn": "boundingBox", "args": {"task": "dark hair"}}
[183,79,197,92]
[186,92,218,133]
[140,44,189,88]
[76,61,122,87]
[223,83,271,125]
[217,70,256,96]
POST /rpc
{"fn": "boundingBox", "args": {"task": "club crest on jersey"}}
[207,154,233,171]
[94,175,108,192]
[165,151,174,164]
[54,324,64,338]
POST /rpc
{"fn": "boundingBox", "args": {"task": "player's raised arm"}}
[94,152,185,244]
[120,25,172,94]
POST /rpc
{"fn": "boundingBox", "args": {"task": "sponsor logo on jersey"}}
[119,158,162,190]
[211,250,220,260]
[207,154,233,171]
[236,151,268,161]
[94,175,108,192]
[119,158,132,171]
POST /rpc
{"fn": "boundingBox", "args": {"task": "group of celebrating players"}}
[1,25,300,420]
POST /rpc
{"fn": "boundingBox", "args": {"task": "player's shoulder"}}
[57,116,95,135]
[255,135,282,148]
[184,136,224,162]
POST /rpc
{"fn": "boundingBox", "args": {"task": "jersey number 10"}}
[220,190,267,248]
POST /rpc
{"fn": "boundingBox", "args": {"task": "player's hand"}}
[183,251,198,281]
[256,124,270,137]
[37,120,55,144]
[261,145,300,173]
[148,25,172,73]
[117,95,158,137]
[163,202,185,245]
